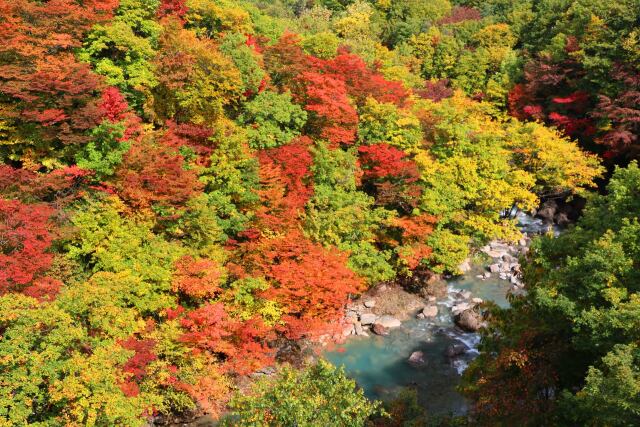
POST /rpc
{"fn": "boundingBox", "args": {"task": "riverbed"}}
[323,269,510,416]
[323,213,553,416]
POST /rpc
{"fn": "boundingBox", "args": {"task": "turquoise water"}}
[324,268,511,416]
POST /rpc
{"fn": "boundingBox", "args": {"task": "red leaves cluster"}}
[392,214,436,270]
[252,137,314,234]
[358,144,422,212]
[507,40,598,142]
[238,229,364,339]
[437,6,482,25]
[114,137,202,211]
[314,49,408,107]
[358,144,419,182]
[121,337,158,381]
[100,87,131,123]
[592,66,640,157]
[0,164,92,205]
[0,199,61,299]
[263,33,313,88]
[0,0,117,146]
[172,256,223,299]
[161,121,215,166]
[180,302,274,374]
[297,71,359,145]
[99,87,143,141]
[118,336,160,397]
[416,79,454,102]
[264,35,407,146]
[259,136,314,209]
[158,0,188,20]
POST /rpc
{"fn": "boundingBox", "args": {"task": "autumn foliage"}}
[114,136,202,211]
[0,0,622,424]
[0,199,58,297]
[238,229,364,339]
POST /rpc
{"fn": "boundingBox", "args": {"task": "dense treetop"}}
[0,0,636,425]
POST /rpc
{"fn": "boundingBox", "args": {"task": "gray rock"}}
[490,241,511,251]
[471,297,483,304]
[363,300,376,308]
[457,290,472,300]
[502,253,516,263]
[555,212,570,226]
[416,312,426,319]
[376,315,402,328]
[427,296,437,303]
[342,324,355,336]
[519,238,527,247]
[489,263,501,273]
[372,323,388,335]
[422,305,438,318]
[354,322,364,336]
[345,312,359,324]
[458,259,472,273]
[445,343,468,358]
[452,302,472,315]
[408,351,427,366]
[360,313,377,325]
[483,271,491,279]
[537,200,558,223]
[454,310,481,332]
[487,250,507,258]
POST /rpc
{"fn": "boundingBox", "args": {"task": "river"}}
[323,213,556,416]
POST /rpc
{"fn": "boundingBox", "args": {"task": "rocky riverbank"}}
[335,234,534,348]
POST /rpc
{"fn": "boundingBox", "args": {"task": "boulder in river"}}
[360,313,377,325]
[342,324,355,336]
[537,200,557,223]
[555,211,570,226]
[489,263,501,273]
[422,305,438,318]
[454,309,482,332]
[376,315,402,328]
[372,323,388,335]
[452,302,472,315]
[457,290,472,300]
[445,343,468,358]
[408,351,427,366]
[502,253,517,264]
[345,312,359,324]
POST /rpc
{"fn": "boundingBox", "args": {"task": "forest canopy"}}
[0,0,636,425]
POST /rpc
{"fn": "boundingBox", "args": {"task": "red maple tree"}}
[0,0,117,148]
[114,136,203,211]
[0,199,60,298]
[237,229,364,339]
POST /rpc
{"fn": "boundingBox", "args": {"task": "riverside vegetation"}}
[0,0,638,426]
